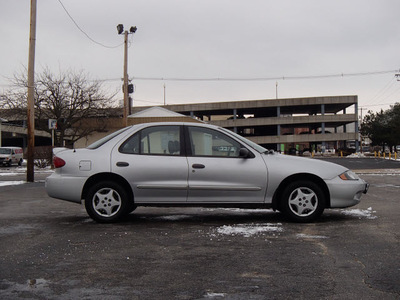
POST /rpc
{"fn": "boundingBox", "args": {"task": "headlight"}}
[339,170,359,181]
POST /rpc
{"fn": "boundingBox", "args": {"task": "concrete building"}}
[74,106,201,148]
[1,95,360,153]
[131,95,360,153]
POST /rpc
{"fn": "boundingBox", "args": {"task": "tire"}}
[18,159,23,166]
[84,181,132,223]
[280,180,325,223]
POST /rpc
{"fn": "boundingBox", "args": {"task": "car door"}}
[111,125,189,203]
[185,125,267,203]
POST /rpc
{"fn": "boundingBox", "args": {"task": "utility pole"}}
[27,0,37,182]
[117,24,137,127]
[163,83,166,105]
[123,29,129,127]
[360,107,363,153]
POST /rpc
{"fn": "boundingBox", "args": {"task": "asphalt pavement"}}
[316,156,400,172]
[0,159,399,299]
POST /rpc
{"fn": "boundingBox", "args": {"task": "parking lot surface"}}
[0,160,399,299]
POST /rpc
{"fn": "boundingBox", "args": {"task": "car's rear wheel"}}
[280,180,325,222]
[85,181,131,223]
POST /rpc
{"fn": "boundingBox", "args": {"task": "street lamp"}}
[117,24,137,127]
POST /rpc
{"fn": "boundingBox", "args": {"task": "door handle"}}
[116,162,129,167]
[192,163,205,169]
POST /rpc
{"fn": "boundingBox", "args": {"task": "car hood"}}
[262,152,348,180]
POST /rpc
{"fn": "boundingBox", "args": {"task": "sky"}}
[1,0,400,113]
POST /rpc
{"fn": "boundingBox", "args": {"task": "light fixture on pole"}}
[117,24,137,127]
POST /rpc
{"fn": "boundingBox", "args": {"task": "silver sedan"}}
[45,122,369,223]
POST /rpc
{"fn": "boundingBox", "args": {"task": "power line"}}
[57,0,123,49]
[360,102,397,108]
[365,76,397,106]
[3,69,398,86]
[129,69,398,82]
[133,98,164,105]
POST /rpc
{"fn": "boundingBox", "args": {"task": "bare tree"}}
[1,67,120,147]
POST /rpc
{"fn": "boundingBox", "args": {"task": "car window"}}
[120,126,181,156]
[188,126,241,157]
[0,148,12,155]
[220,127,267,153]
[119,133,140,154]
[87,127,130,149]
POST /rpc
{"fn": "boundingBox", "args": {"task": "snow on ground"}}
[0,181,25,187]
[339,207,377,219]
[214,223,283,238]
[0,166,53,176]
[346,153,400,161]
[296,233,328,239]
[346,153,368,158]
[205,292,226,298]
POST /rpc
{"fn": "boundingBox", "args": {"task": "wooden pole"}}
[27,0,37,182]
[123,30,129,127]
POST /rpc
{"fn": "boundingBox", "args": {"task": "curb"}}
[353,169,400,175]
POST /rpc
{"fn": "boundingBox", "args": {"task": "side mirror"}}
[239,148,250,158]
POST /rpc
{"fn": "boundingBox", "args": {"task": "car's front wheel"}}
[280,180,325,222]
[85,181,131,223]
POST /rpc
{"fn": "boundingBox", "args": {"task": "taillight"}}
[53,156,66,168]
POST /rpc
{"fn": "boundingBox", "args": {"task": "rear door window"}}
[119,125,182,156]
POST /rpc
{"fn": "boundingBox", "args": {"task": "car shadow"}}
[52,208,371,226]
[124,210,284,225]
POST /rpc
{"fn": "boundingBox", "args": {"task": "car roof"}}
[0,146,22,149]
[130,122,219,130]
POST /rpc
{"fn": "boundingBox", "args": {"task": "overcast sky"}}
[1,0,399,112]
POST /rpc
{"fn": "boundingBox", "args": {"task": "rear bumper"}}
[45,173,86,204]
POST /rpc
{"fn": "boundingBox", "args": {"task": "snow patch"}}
[0,180,25,187]
[205,292,226,298]
[341,207,377,219]
[0,172,21,177]
[296,234,328,239]
[346,153,367,158]
[215,223,283,237]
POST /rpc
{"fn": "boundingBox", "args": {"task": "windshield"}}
[220,128,268,153]
[87,127,130,149]
[0,148,12,155]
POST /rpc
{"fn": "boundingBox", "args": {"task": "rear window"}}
[87,127,130,149]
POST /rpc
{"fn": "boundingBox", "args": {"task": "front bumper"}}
[325,176,369,208]
[363,182,370,194]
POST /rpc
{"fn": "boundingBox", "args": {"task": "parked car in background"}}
[0,147,24,167]
[46,122,369,223]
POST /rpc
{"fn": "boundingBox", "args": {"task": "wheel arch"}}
[272,173,331,210]
[81,172,134,203]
